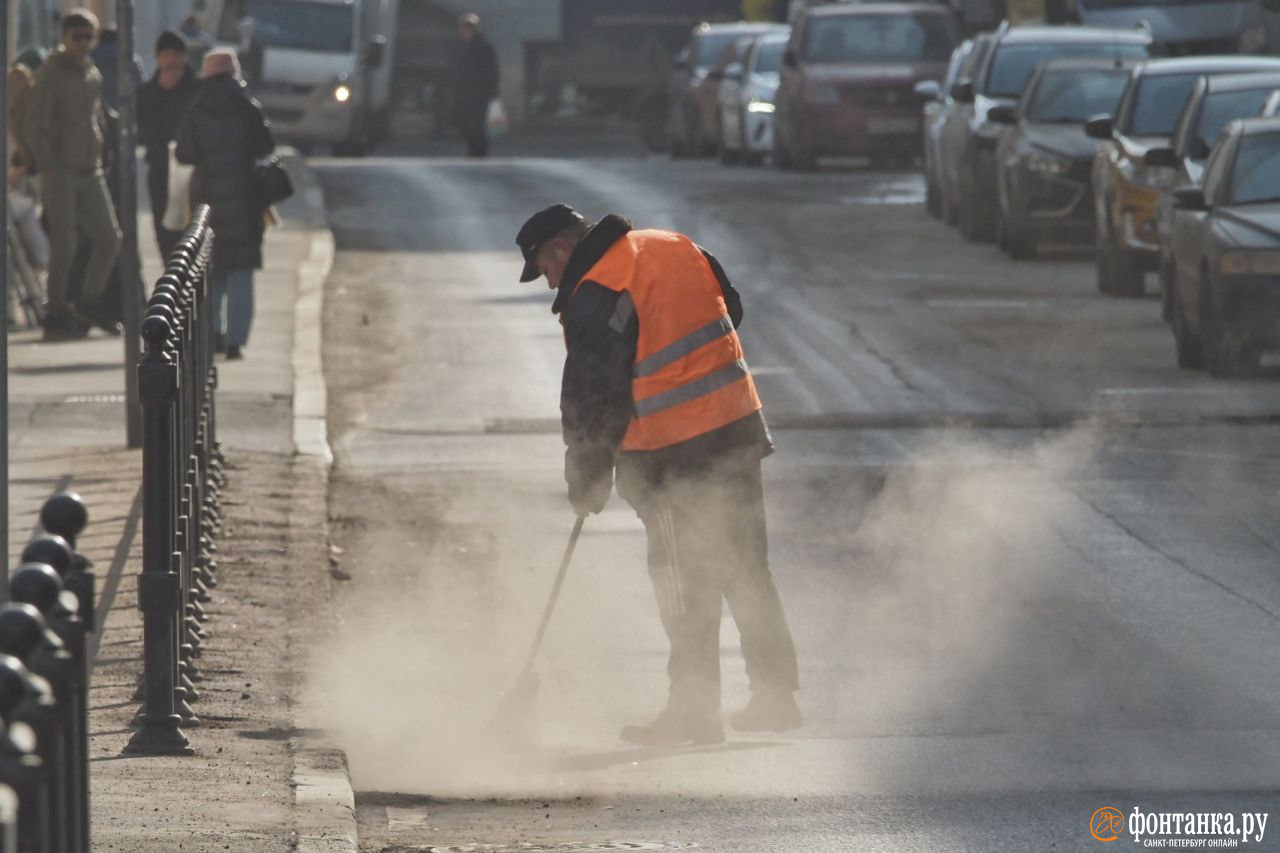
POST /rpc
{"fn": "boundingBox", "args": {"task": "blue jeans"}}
[210,267,254,348]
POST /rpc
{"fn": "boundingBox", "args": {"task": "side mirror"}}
[950,78,974,103]
[1143,146,1177,169]
[1085,114,1114,140]
[914,79,942,101]
[987,103,1017,125]
[1173,186,1207,210]
[365,35,386,69]
[783,49,798,68]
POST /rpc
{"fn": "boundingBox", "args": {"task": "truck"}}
[555,0,746,151]
[205,0,398,155]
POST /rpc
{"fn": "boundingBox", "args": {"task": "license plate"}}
[868,117,919,135]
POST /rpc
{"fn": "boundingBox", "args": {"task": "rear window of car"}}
[1229,131,1280,204]
[985,42,1148,98]
[695,31,745,70]
[801,13,958,64]
[1127,72,1204,136]
[753,38,786,74]
[1198,88,1277,153]
[1024,68,1129,122]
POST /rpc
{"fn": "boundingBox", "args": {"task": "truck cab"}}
[209,0,396,155]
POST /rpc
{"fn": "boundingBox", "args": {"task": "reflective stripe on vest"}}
[574,229,762,451]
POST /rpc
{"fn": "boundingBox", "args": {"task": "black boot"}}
[619,707,724,747]
[729,688,801,733]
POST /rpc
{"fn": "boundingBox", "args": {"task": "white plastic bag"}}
[162,140,194,231]
[486,98,509,137]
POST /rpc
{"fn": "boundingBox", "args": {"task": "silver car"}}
[716,31,789,166]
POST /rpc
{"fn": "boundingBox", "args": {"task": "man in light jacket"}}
[25,8,121,338]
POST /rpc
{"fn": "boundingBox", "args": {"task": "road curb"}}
[283,154,358,853]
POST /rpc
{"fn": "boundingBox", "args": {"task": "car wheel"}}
[1005,216,1036,260]
[773,121,793,170]
[1170,277,1204,371]
[1201,271,1258,377]
[925,176,942,218]
[718,126,741,165]
[958,173,994,243]
[1106,241,1145,298]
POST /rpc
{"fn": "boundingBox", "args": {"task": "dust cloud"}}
[306,425,1111,796]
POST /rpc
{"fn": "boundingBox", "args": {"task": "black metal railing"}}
[0,491,98,853]
[125,206,223,757]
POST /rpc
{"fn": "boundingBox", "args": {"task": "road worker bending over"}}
[515,204,801,746]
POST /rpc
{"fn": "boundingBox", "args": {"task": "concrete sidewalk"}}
[6,154,353,852]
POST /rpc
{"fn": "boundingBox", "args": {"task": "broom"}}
[485,513,586,746]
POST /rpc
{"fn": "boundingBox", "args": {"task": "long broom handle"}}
[518,513,586,677]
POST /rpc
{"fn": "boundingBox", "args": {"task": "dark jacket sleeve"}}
[561,280,637,493]
[699,247,743,328]
[173,109,197,165]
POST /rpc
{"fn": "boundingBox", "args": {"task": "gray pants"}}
[630,456,799,716]
[42,168,121,310]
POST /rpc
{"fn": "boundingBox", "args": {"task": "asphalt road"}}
[310,146,1280,853]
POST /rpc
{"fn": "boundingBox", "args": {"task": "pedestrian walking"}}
[175,48,275,360]
[180,12,215,75]
[24,8,122,339]
[138,29,198,259]
[515,204,801,747]
[451,12,498,157]
[90,27,143,113]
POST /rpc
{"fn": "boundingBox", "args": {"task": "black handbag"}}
[255,154,294,207]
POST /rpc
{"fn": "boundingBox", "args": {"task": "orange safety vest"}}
[575,229,762,451]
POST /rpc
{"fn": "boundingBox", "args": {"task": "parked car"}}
[948,23,1154,243]
[989,58,1132,258]
[774,2,960,170]
[1143,71,1280,316]
[669,21,788,158]
[1166,117,1280,375]
[717,31,789,165]
[918,36,980,217]
[935,32,993,224]
[1087,56,1280,297]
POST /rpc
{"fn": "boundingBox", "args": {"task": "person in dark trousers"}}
[515,204,801,747]
[451,12,498,157]
[25,8,122,339]
[138,29,198,259]
[176,48,275,360]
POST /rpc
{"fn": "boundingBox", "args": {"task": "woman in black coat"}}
[175,47,274,359]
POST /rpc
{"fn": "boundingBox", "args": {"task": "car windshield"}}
[695,31,743,70]
[1128,73,1206,136]
[753,39,786,74]
[1198,89,1277,153]
[802,13,958,64]
[1228,132,1280,204]
[986,43,1147,98]
[228,0,354,52]
[1025,68,1128,122]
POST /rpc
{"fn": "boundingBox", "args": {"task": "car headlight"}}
[333,83,352,103]
[805,83,840,105]
[747,99,775,114]
[1027,150,1070,176]
[1219,252,1280,276]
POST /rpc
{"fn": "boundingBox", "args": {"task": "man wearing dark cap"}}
[138,29,197,257]
[516,204,800,747]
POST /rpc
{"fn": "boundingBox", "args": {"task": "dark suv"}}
[948,23,1153,242]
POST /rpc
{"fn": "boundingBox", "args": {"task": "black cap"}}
[515,204,586,282]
